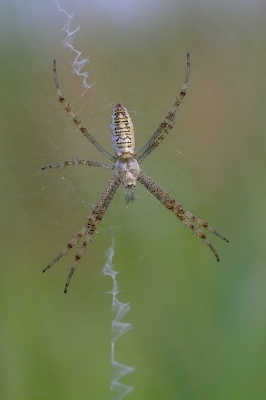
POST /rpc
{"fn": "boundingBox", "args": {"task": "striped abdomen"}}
[110,103,135,159]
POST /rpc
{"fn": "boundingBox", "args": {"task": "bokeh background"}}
[1,0,266,399]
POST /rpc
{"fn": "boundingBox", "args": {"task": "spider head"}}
[115,158,140,189]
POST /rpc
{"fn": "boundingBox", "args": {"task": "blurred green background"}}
[1,0,266,399]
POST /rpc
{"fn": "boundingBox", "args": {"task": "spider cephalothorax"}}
[115,156,139,189]
[42,54,229,293]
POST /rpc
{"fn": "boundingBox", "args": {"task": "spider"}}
[42,54,229,293]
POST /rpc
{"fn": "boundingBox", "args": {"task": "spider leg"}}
[176,214,220,261]
[53,60,116,163]
[43,172,120,293]
[137,170,228,261]
[41,159,114,171]
[64,231,92,293]
[181,209,229,243]
[135,53,190,163]
[42,224,88,271]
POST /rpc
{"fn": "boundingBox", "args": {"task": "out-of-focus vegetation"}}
[1,1,266,399]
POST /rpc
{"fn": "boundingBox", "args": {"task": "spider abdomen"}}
[110,103,135,159]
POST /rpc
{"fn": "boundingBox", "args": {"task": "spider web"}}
[0,0,266,399]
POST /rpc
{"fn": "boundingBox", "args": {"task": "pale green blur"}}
[0,1,266,399]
